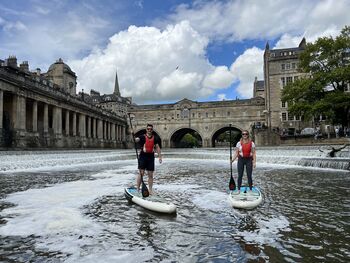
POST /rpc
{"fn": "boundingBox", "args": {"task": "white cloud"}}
[230,47,264,98]
[69,21,235,104]
[164,0,350,42]
[217,93,227,101]
[203,66,235,89]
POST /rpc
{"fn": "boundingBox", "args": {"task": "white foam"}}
[0,169,135,257]
[191,190,230,211]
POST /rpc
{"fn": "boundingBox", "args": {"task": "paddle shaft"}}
[127,114,149,197]
[229,124,233,176]
[229,124,236,190]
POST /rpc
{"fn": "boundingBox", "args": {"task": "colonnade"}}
[0,89,126,148]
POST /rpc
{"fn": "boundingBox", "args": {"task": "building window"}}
[282,112,287,121]
[227,111,230,116]
[286,63,291,70]
[281,64,285,70]
[198,113,201,118]
[213,112,216,117]
[281,77,286,87]
[177,114,179,118]
[282,101,286,108]
[192,113,195,118]
[288,113,294,121]
[206,112,209,118]
[286,76,293,84]
[292,63,296,69]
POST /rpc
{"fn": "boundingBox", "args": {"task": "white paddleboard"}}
[124,187,177,214]
[228,186,263,209]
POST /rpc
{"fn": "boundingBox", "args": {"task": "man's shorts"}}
[138,153,155,171]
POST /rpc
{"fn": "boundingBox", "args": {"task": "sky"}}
[1,0,349,104]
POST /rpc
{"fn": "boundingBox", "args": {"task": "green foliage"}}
[282,25,350,126]
[179,133,199,148]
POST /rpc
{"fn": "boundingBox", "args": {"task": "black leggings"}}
[237,157,253,190]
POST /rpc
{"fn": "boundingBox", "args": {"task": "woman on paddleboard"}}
[231,130,256,194]
[134,124,162,194]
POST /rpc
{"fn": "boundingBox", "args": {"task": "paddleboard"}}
[124,187,177,214]
[228,186,263,209]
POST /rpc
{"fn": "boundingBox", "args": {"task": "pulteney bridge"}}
[129,98,266,148]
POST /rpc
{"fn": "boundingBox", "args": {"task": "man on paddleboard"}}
[231,130,256,194]
[134,124,162,194]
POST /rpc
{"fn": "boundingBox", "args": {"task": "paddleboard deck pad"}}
[124,187,177,214]
[228,186,263,209]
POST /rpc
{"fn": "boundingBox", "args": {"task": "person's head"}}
[146,124,153,136]
[241,130,249,139]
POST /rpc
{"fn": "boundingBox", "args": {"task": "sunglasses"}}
[147,128,153,131]
[242,133,248,135]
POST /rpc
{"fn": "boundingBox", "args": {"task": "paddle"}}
[229,124,236,191]
[128,113,149,198]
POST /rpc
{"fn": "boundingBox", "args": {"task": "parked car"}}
[300,128,316,135]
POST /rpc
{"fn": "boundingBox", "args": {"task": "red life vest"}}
[241,139,253,157]
[143,135,154,153]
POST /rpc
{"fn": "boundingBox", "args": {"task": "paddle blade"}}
[229,175,236,191]
[141,181,149,198]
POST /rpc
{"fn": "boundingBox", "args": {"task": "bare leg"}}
[137,169,145,191]
[148,171,154,194]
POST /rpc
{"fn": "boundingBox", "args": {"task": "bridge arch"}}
[211,125,242,148]
[170,127,203,148]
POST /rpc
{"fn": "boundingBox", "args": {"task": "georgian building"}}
[0,56,127,148]
[260,38,310,134]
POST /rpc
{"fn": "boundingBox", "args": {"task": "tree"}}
[282,26,350,127]
[179,133,199,148]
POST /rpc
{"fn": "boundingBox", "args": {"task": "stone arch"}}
[211,125,243,147]
[170,127,203,148]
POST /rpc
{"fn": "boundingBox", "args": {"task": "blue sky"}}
[1,0,349,104]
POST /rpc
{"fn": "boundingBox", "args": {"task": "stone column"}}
[79,114,86,137]
[53,106,62,135]
[122,126,125,141]
[103,121,107,140]
[0,90,3,129]
[65,111,70,136]
[111,123,116,140]
[72,112,76,136]
[14,95,26,130]
[32,101,37,132]
[43,104,48,133]
[87,116,91,138]
[117,125,121,141]
[97,119,103,139]
[92,118,96,138]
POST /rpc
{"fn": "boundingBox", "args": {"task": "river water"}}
[0,147,349,262]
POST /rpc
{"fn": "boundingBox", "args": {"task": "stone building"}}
[262,38,310,134]
[0,56,127,148]
[79,71,132,118]
[253,77,265,98]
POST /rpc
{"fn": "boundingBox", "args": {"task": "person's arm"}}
[252,150,256,168]
[156,144,162,163]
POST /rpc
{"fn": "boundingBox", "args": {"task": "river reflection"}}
[0,148,349,262]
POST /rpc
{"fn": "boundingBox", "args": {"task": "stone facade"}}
[0,56,127,148]
[263,39,310,134]
[128,98,266,148]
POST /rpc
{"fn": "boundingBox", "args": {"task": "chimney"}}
[36,68,41,76]
[6,55,18,68]
[19,61,29,72]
